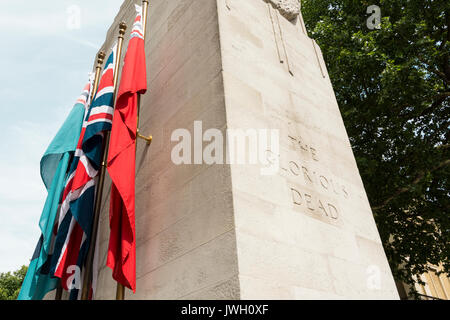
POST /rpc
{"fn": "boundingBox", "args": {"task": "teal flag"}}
[18,85,89,300]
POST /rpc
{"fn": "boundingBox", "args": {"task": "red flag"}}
[106,5,147,292]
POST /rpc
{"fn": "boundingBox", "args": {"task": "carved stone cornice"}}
[265,0,301,21]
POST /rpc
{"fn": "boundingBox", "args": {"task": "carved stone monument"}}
[265,0,302,21]
[91,0,399,299]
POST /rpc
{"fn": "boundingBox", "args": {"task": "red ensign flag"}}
[107,5,147,292]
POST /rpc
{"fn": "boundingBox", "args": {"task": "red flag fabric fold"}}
[107,5,147,292]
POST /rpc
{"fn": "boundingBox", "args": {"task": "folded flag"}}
[107,4,147,292]
[50,46,117,299]
[18,82,91,300]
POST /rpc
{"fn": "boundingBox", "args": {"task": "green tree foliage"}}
[301,0,449,289]
[0,266,28,300]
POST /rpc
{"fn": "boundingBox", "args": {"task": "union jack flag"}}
[50,45,117,299]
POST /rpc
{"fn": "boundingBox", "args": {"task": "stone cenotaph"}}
[89,0,400,300]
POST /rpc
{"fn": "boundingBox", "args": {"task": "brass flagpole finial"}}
[89,51,106,102]
[113,22,127,91]
[97,51,106,67]
[119,21,127,38]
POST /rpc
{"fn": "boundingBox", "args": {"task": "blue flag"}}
[18,82,91,300]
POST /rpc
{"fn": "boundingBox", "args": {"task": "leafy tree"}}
[301,0,449,294]
[0,266,28,300]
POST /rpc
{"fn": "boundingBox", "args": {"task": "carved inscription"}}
[288,135,319,162]
[268,134,350,224]
[290,188,339,220]
[285,160,349,199]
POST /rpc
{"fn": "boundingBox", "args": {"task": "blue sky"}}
[0,0,124,272]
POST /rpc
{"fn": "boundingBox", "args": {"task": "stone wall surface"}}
[219,0,398,299]
[87,0,400,300]
[93,0,238,300]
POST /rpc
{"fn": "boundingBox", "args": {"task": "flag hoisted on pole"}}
[107,3,148,295]
[49,48,118,299]
[48,53,104,298]
[17,80,93,300]
[80,22,128,301]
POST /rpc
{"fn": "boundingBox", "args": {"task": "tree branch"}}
[372,159,450,211]
[419,92,450,117]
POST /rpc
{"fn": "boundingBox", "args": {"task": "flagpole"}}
[91,52,106,102]
[77,49,105,300]
[115,0,151,301]
[52,51,104,301]
[136,0,152,145]
[55,282,63,300]
[80,22,128,301]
